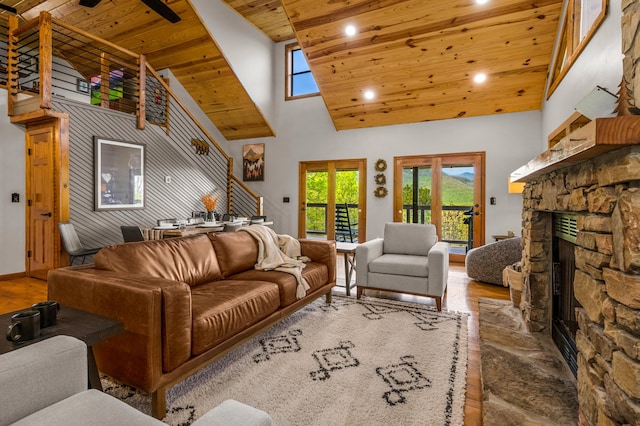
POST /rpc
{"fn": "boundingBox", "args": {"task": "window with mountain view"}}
[285,43,319,100]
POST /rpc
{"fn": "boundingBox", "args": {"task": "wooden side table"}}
[1,306,123,391]
[336,241,358,296]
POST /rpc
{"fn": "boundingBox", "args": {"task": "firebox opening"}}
[552,213,582,378]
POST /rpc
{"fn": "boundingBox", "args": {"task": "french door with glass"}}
[393,152,485,262]
[298,159,366,242]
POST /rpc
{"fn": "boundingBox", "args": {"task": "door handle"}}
[41,212,52,217]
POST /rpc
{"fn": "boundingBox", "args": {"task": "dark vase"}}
[207,211,214,221]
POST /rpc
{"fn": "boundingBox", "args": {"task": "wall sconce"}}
[508,176,525,194]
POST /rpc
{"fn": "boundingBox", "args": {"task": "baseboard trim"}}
[0,272,27,281]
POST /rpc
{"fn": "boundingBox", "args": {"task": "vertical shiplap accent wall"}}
[52,98,229,248]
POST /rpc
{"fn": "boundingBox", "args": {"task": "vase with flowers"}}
[201,193,219,221]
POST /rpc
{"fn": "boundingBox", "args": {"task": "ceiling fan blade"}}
[0,4,17,13]
[140,0,181,23]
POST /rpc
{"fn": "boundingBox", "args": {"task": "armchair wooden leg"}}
[356,287,363,299]
[435,296,442,311]
[325,291,332,303]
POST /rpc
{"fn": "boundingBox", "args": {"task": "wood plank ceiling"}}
[5,0,562,136]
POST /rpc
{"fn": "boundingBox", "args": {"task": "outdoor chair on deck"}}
[121,225,145,243]
[335,204,358,242]
[58,222,102,265]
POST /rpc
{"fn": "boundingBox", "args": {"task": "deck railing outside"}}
[306,203,472,250]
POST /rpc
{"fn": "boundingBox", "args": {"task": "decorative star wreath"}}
[374,173,386,185]
[374,159,387,172]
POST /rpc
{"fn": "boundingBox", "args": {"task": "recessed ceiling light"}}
[364,90,375,100]
[476,0,489,4]
[345,25,357,36]
[473,73,487,83]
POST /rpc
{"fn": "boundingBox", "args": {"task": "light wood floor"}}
[0,261,509,425]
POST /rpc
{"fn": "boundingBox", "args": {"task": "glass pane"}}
[305,170,328,239]
[402,166,431,224]
[292,49,310,74]
[441,165,475,254]
[292,72,319,96]
[336,169,359,229]
[579,0,602,40]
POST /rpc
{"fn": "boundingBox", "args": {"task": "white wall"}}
[190,0,277,128]
[228,41,543,241]
[541,0,623,145]
[0,90,27,275]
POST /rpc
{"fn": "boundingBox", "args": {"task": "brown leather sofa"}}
[48,232,336,419]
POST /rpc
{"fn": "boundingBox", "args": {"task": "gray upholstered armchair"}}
[355,222,449,311]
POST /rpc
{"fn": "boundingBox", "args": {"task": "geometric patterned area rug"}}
[102,295,468,426]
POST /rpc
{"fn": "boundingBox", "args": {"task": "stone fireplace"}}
[518,145,640,425]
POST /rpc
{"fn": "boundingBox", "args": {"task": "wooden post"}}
[227,157,234,214]
[100,53,110,109]
[257,196,264,216]
[137,54,146,130]
[6,15,18,116]
[39,11,53,109]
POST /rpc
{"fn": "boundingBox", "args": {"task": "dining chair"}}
[121,225,145,243]
[58,222,102,265]
[221,214,237,222]
[223,222,242,232]
[250,215,266,225]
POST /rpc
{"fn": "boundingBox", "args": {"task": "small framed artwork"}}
[77,78,89,93]
[94,137,145,210]
[242,143,265,181]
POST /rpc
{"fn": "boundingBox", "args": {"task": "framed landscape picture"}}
[94,137,145,210]
[242,143,264,181]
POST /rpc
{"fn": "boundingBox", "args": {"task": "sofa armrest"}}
[427,241,449,296]
[0,335,87,426]
[47,267,192,391]
[299,239,336,284]
[355,238,384,287]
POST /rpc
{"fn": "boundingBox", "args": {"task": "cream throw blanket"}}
[239,225,310,299]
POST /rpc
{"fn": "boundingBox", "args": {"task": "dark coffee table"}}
[1,305,123,391]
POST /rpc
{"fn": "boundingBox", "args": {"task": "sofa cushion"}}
[383,222,437,256]
[369,253,429,277]
[228,261,328,307]
[94,234,222,287]
[209,232,259,277]
[191,280,280,355]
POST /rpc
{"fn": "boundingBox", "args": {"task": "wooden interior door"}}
[26,125,56,279]
[393,152,485,263]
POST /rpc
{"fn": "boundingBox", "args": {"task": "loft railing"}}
[2,12,262,216]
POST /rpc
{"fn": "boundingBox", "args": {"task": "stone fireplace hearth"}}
[519,145,640,425]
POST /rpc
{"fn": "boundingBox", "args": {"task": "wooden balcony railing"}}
[2,12,262,216]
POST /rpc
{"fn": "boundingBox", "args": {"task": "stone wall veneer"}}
[520,145,640,425]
